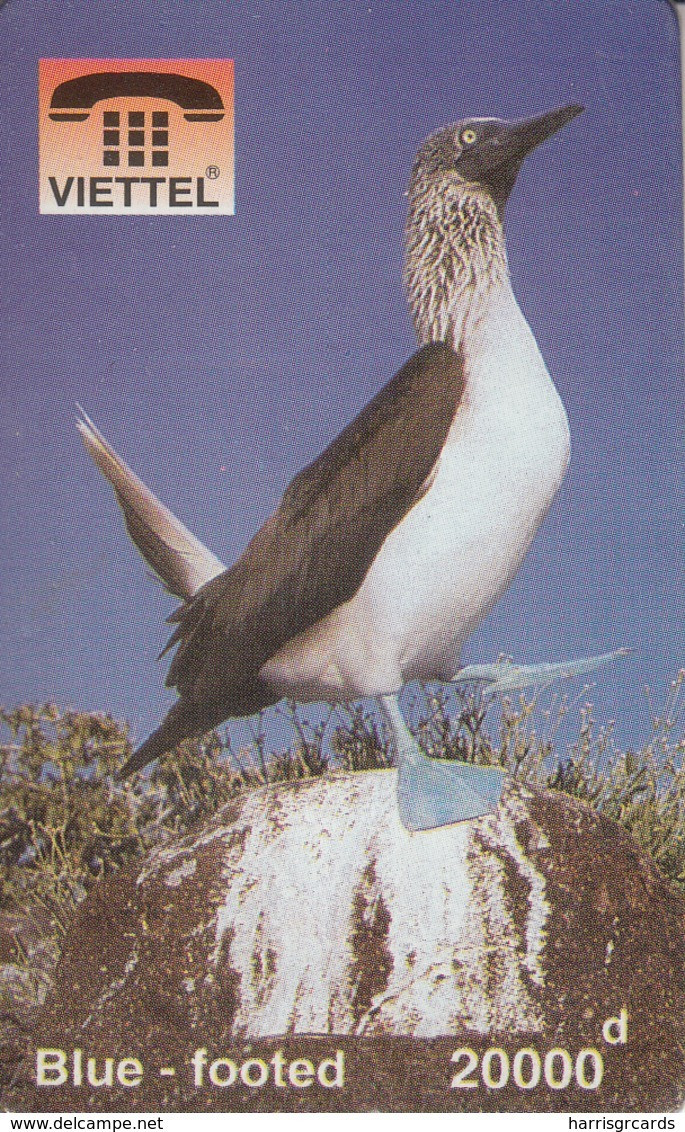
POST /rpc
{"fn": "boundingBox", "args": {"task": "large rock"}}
[7,772,685,1112]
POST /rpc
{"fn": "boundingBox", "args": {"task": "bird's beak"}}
[471,103,584,210]
[496,104,585,163]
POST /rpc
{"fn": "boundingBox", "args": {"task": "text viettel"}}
[47,176,220,208]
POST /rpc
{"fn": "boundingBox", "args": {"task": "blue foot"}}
[456,648,631,695]
[397,752,505,832]
[377,694,505,832]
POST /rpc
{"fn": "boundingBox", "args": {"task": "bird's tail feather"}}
[118,698,226,778]
[76,407,226,602]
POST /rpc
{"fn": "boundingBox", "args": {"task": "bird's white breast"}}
[261,283,570,701]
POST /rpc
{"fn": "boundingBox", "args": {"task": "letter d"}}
[318,1050,344,1088]
[602,1008,628,1045]
[36,1048,68,1086]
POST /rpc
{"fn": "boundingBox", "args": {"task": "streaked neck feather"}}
[403,178,509,346]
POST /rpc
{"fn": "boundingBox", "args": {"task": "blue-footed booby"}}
[78,103,622,831]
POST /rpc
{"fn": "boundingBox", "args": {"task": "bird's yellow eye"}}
[461,128,477,145]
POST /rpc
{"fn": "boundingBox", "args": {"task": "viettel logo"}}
[39,59,234,215]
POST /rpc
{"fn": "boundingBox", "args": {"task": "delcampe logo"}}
[39,59,234,215]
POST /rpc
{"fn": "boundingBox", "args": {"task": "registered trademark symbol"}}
[206,165,220,179]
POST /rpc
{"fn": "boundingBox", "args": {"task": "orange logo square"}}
[39,59,234,215]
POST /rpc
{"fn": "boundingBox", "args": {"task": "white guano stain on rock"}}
[165,859,197,887]
[206,771,551,1038]
[85,948,140,1029]
[479,789,551,986]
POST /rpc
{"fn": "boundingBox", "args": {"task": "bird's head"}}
[409,104,584,213]
[404,104,584,343]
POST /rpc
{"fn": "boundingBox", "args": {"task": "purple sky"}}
[0,0,683,756]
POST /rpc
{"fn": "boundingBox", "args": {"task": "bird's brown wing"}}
[165,342,465,710]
